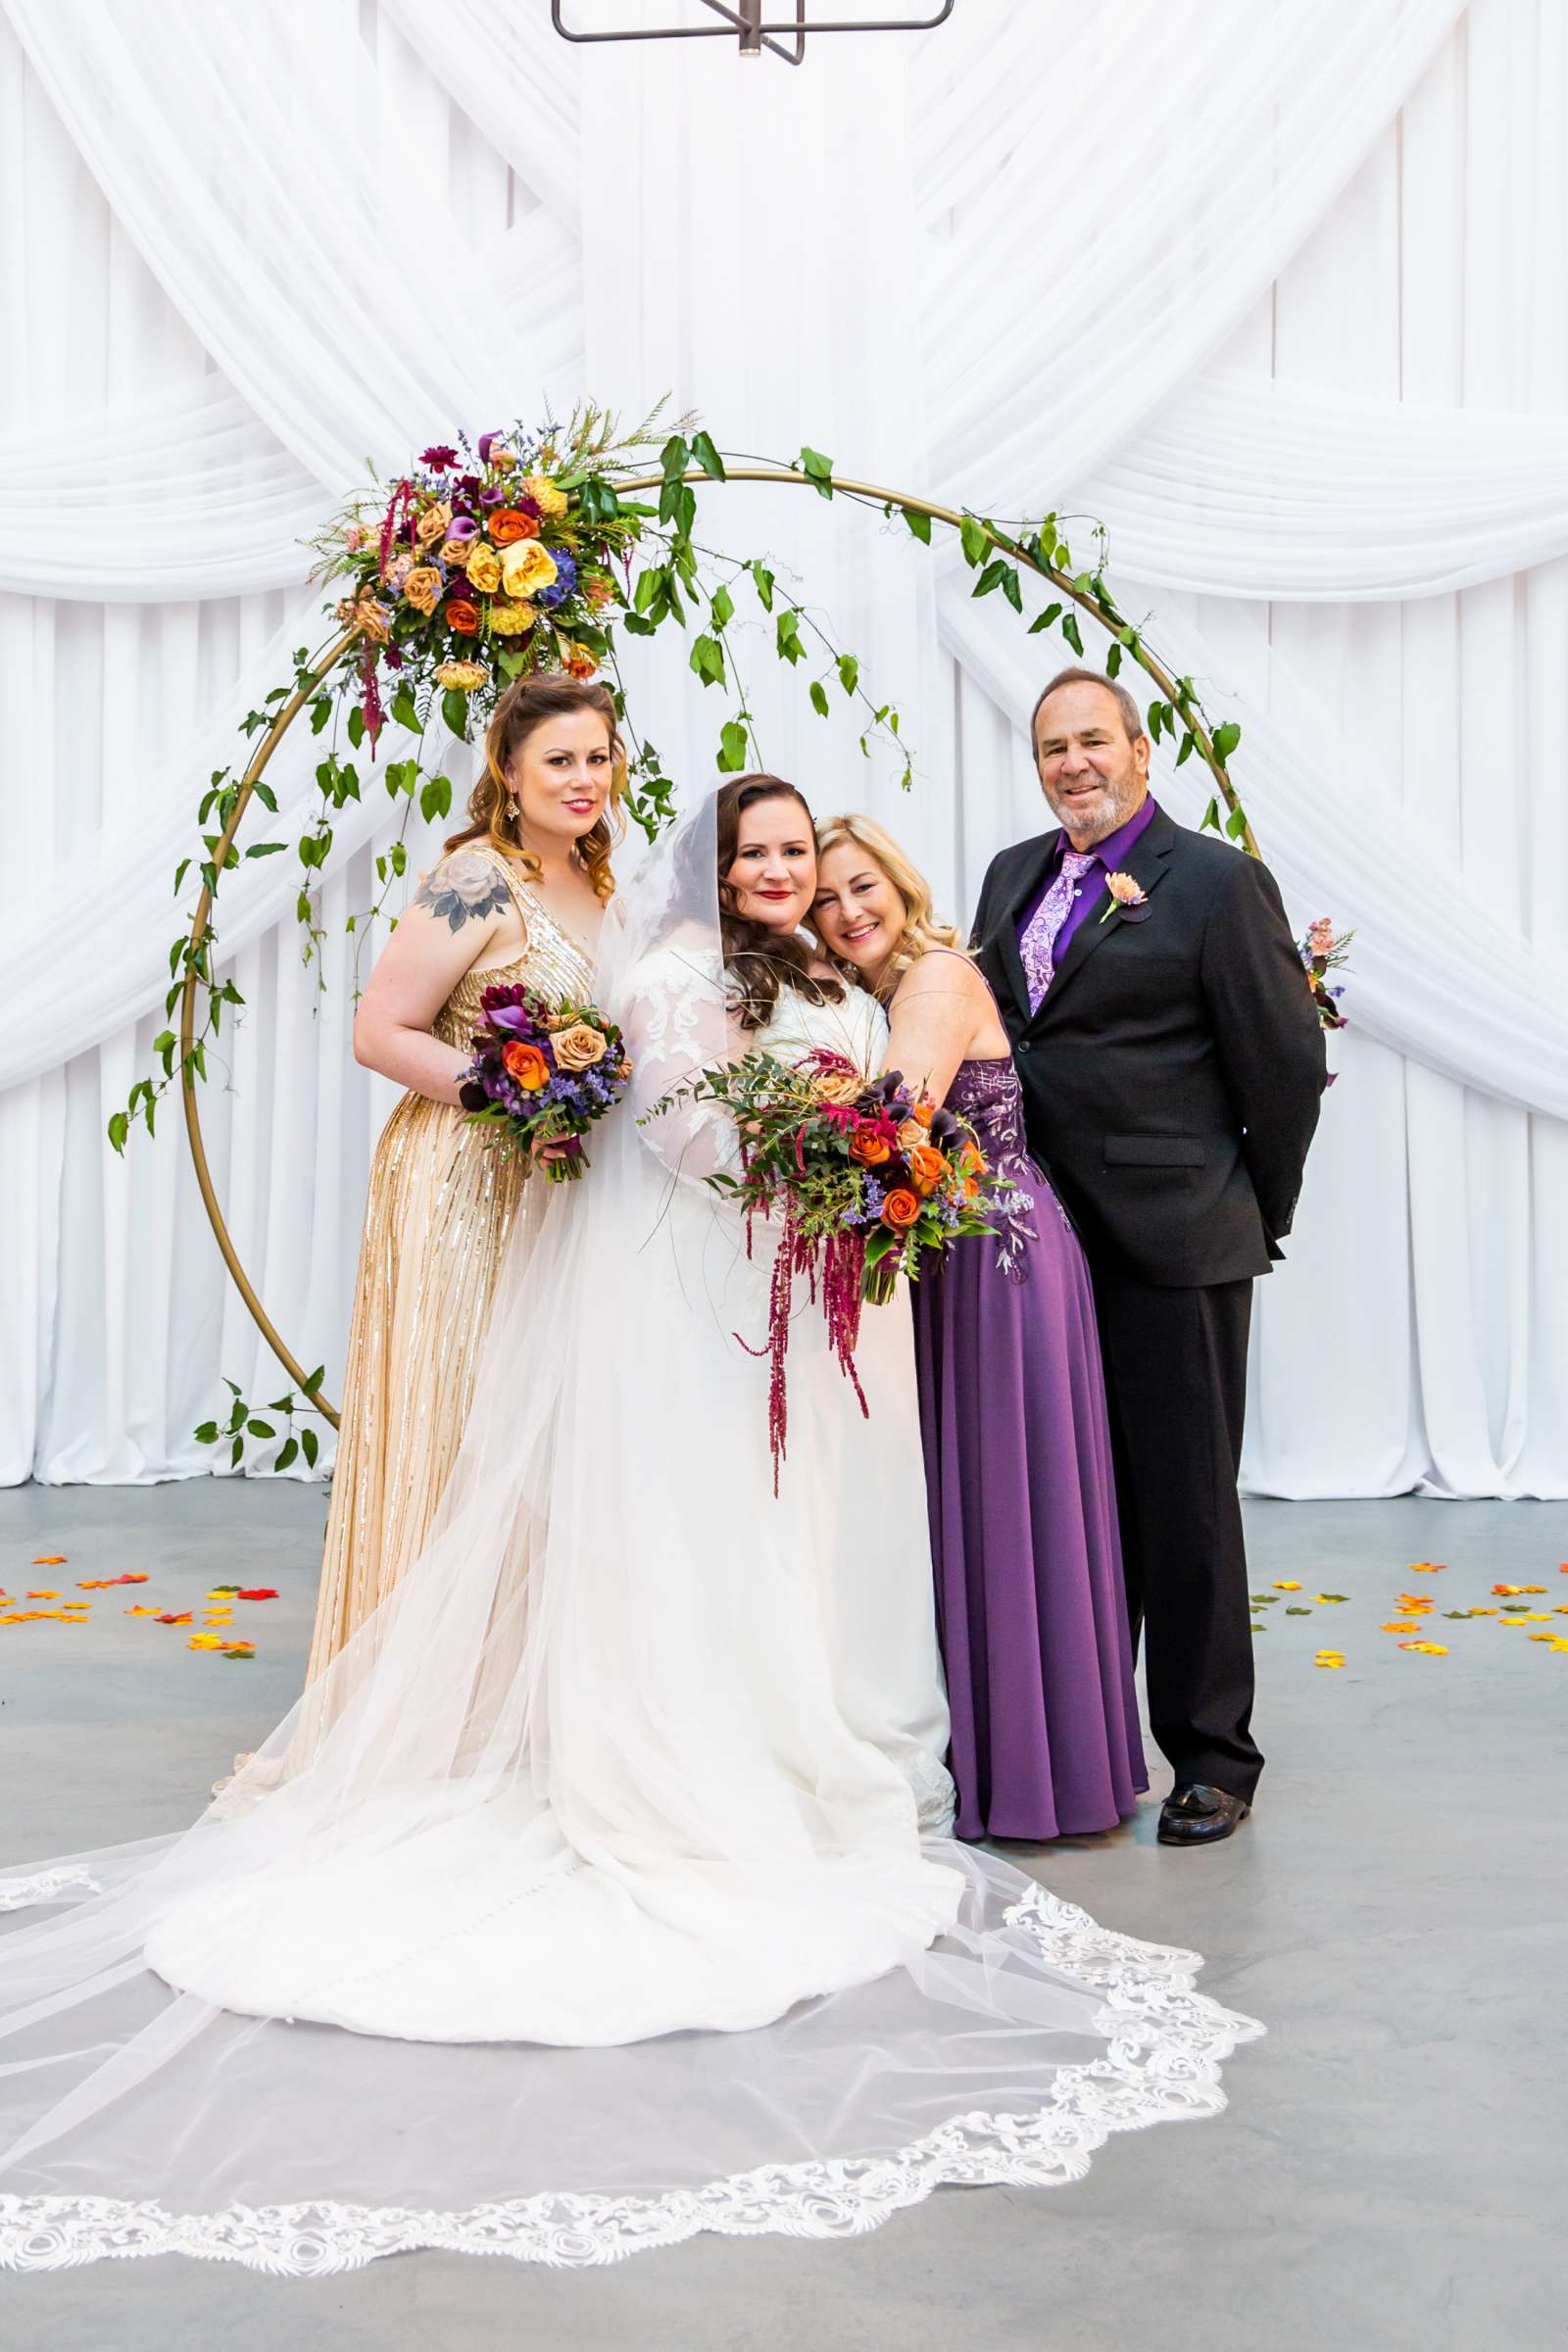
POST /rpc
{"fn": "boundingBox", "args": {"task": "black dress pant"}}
[1088,1264,1262,1802]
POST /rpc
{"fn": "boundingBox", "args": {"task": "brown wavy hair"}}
[715,774,845,1034]
[444,674,625,904]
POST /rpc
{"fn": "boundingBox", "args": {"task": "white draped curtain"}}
[0,0,1561,1496]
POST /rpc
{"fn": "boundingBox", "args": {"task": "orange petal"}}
[30,1556,67,1566]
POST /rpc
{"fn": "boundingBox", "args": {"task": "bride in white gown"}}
[0,781,1259,2274]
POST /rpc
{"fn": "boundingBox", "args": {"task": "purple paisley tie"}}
[1020,850,1097,1012]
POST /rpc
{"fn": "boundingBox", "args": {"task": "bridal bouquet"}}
[650,1049,1012,1481]
[459,983,631,1183]
[314,409,649,741]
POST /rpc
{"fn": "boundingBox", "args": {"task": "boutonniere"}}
[1099,871,1150,923]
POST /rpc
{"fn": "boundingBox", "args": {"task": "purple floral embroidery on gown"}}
[913,1057,1148,1841]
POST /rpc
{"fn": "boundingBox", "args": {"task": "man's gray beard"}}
[1044,786,1140,849]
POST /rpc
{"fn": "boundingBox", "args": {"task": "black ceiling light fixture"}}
[550,1,956,69]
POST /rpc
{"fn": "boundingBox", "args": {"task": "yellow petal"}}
[1272,1581,1302,1592]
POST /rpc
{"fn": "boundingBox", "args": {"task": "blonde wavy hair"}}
[810,810,965,998]
[444,674,625,905]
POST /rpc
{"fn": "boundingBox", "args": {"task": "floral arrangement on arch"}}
[317,414,647,743]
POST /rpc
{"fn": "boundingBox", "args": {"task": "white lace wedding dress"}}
[0,792,1260,2274]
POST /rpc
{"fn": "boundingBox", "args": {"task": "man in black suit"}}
[972,666,1326,1845]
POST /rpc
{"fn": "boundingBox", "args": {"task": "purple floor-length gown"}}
[913,1056,1147,1840]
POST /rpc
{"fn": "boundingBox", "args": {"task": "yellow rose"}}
[500,540,559,600]
[488,599,537,637]
[438,536,472,568]
[522,472,568,518]
[815,1071,865,1106]
[465,542,502,595]
[403,565,443,615]
[551,1022,609,1072]
[414,500,452,549]
[433,660,490,691]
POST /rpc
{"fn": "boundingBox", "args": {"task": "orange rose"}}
[488,508,538,545]
[881,1187,920,1230]
[403,565,442,615]
[502,1041,549,1091]
[911,1097,936,1128]
[446,599,480,635]
[849,1128,892,1166]
[562,644,600,680]
[907,1143,949,1197]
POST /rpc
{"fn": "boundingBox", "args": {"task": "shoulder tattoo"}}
[413,851,514,933]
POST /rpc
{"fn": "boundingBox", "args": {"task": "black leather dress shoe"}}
[1157,1784,1250,1846]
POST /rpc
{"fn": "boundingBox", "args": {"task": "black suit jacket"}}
[972,807,1327,1289]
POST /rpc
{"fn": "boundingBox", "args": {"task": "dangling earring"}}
[506,793,520,831]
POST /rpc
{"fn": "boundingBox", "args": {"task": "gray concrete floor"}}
[2,1481,1564,2351]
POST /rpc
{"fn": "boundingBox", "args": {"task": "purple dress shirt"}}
[1014,794,1160,965]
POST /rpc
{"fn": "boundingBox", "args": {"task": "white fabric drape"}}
[0,0,1563,1494]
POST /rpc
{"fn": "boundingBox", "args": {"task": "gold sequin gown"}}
[304,853,596,1683]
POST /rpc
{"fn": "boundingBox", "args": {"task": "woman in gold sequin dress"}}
[303,675,620,1682]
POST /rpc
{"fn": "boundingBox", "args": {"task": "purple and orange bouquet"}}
[313,406,661,742]
[649,1048,1015,1481]
[459,983,631,1184]
[1298,915,1353,1033]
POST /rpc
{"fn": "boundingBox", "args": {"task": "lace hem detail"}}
[0,1866,97,1912]
[0,1886,1262,2276]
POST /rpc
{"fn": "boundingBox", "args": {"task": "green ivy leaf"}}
[1105,643,1122,678]
[1200,797,1222,833]
[230,1434,244,1469]
[419,773,453,825]
[107,1109,129,1154]
[246,1418,276,1440]
[809,680,830,718]
[346,705,367,750]
[1000,566,1023,613]
[1027,602,1063,636]
[837,652,859,697]
[800,445,834,499]
[689,633,726,688]
[751,562,775,612]
[1212,719,1243,765]
[710,583,735,630]
[959,515,988,568]
[1176,731,1196,766]
[717,718,750,773]
[441,688,470,742]
[1225,805,1250,842]
[690,429,726,481]
[194,1421,219,1445]
[301,1426,320,1470]
[390,684,420,734]
[776,610,805,666]
[660,433,691,481]
[972,558,1008,600]
[275,1436,299,1473]
[1060,611,1084,656]
[245,840,287,859]
[902,506,932,544]
[633,566,663,615]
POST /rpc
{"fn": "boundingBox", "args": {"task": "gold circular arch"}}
[180,466,1255,1427]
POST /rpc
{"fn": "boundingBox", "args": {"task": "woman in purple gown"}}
[812,814,1146,1841]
